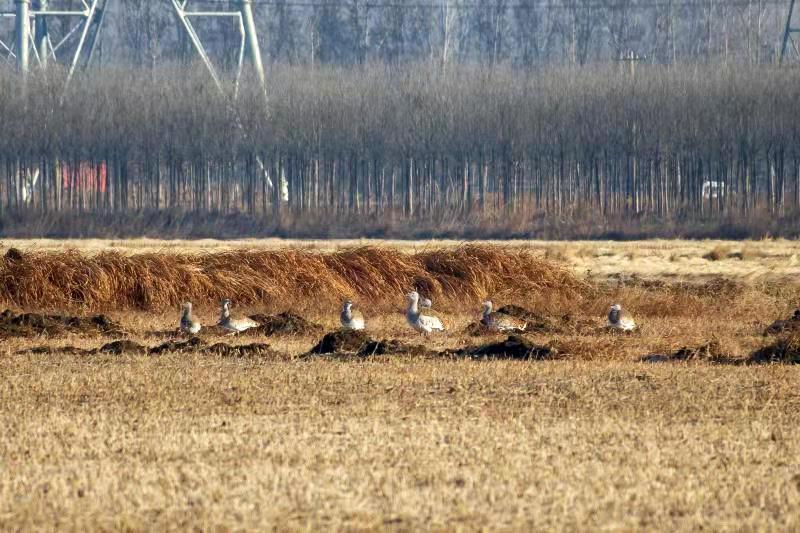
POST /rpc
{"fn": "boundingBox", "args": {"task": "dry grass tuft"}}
[703,245,731,261]
[0,245,584,313]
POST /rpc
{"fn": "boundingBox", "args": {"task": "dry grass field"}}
[1,239,800,530]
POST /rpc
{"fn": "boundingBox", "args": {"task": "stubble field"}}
[1,239,800,530]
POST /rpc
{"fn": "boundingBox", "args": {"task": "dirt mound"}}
[306,329,431,358]
[247,312,323,336]
[748,335,800,364]
[97,340,148,355]
[641,341,734,364]
[4,248,23,262]
[446,335,558,360]
[204,342,275,358]
[764,310,800,335]
[0,309,123,338]
[149,337,206,355]
[18,336,276,358]
[19,345,87,355]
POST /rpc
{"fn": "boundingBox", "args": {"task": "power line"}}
[197,0,788,9]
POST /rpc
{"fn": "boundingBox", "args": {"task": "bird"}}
[480,300,527,332]
[340,299,365,330]
[420,296,433,309]
[765,309,800,335]
[406,291,445,335]
[218,299,258,334]
[179,302,201,335]
[607,303,636,331]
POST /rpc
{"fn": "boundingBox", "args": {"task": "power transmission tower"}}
[780,0,799,63]
[1,0,267,96]
[0,0,108,84]
[170,0,266,97]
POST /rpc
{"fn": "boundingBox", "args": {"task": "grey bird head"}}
[482,301,493,313]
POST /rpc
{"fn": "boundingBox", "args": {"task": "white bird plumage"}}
[340,300,366,330]
[218,299,258,334]
[607,303,636,331]
[406,291,445,334]
[180,302,201,334]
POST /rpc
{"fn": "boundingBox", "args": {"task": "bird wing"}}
[419,313,444,331]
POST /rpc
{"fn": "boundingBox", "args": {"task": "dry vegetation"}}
[2,239,800,529]
[3,64,800,239]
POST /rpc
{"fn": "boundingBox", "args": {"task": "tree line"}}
[1,63,799,237]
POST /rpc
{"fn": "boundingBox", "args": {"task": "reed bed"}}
[0,245,584,313]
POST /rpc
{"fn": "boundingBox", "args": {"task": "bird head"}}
[610,304,622,312]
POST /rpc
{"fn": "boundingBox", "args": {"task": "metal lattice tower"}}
[781,0,799,63]
[0,0,267,96]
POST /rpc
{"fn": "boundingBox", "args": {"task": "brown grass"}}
[0,245,584,313]
[2,240,800,530]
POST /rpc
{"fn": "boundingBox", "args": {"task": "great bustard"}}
[406,291,445,335]
[340,300,366,330]
[218,299,258,334]
[607,303,636,332]
[180,302,201,334]
[480,301,527,332]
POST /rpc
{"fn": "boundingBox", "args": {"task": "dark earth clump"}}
[96,340,148,355]
[204,342,274,358]
[305,329,432,358]
[4,247,24,262]
[446,335,558,360]
[641,341,735,364]
[18,345,87,355]
[764,310,800,336]
[149,336,206,355]
[247,312,323,336]
[0,309,124,338]
[748,334,800,365]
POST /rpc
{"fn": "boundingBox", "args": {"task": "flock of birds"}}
[179,291,637,336]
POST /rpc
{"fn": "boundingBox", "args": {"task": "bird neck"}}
[408,299,419,315]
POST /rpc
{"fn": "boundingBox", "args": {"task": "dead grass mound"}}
[0,245,585,312]
[305,329,432,358]
[247,312,323,336]
[748,334,800,364]
[446,335,559,360]
[0,309,123,338]
[641,341,735,364]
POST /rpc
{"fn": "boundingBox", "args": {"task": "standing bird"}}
[340,300,366,330]
[607,303,636,332]
[218,299,258,334]
[406,291,445,335]
[180,302,202,335]
[480,301,527,332]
